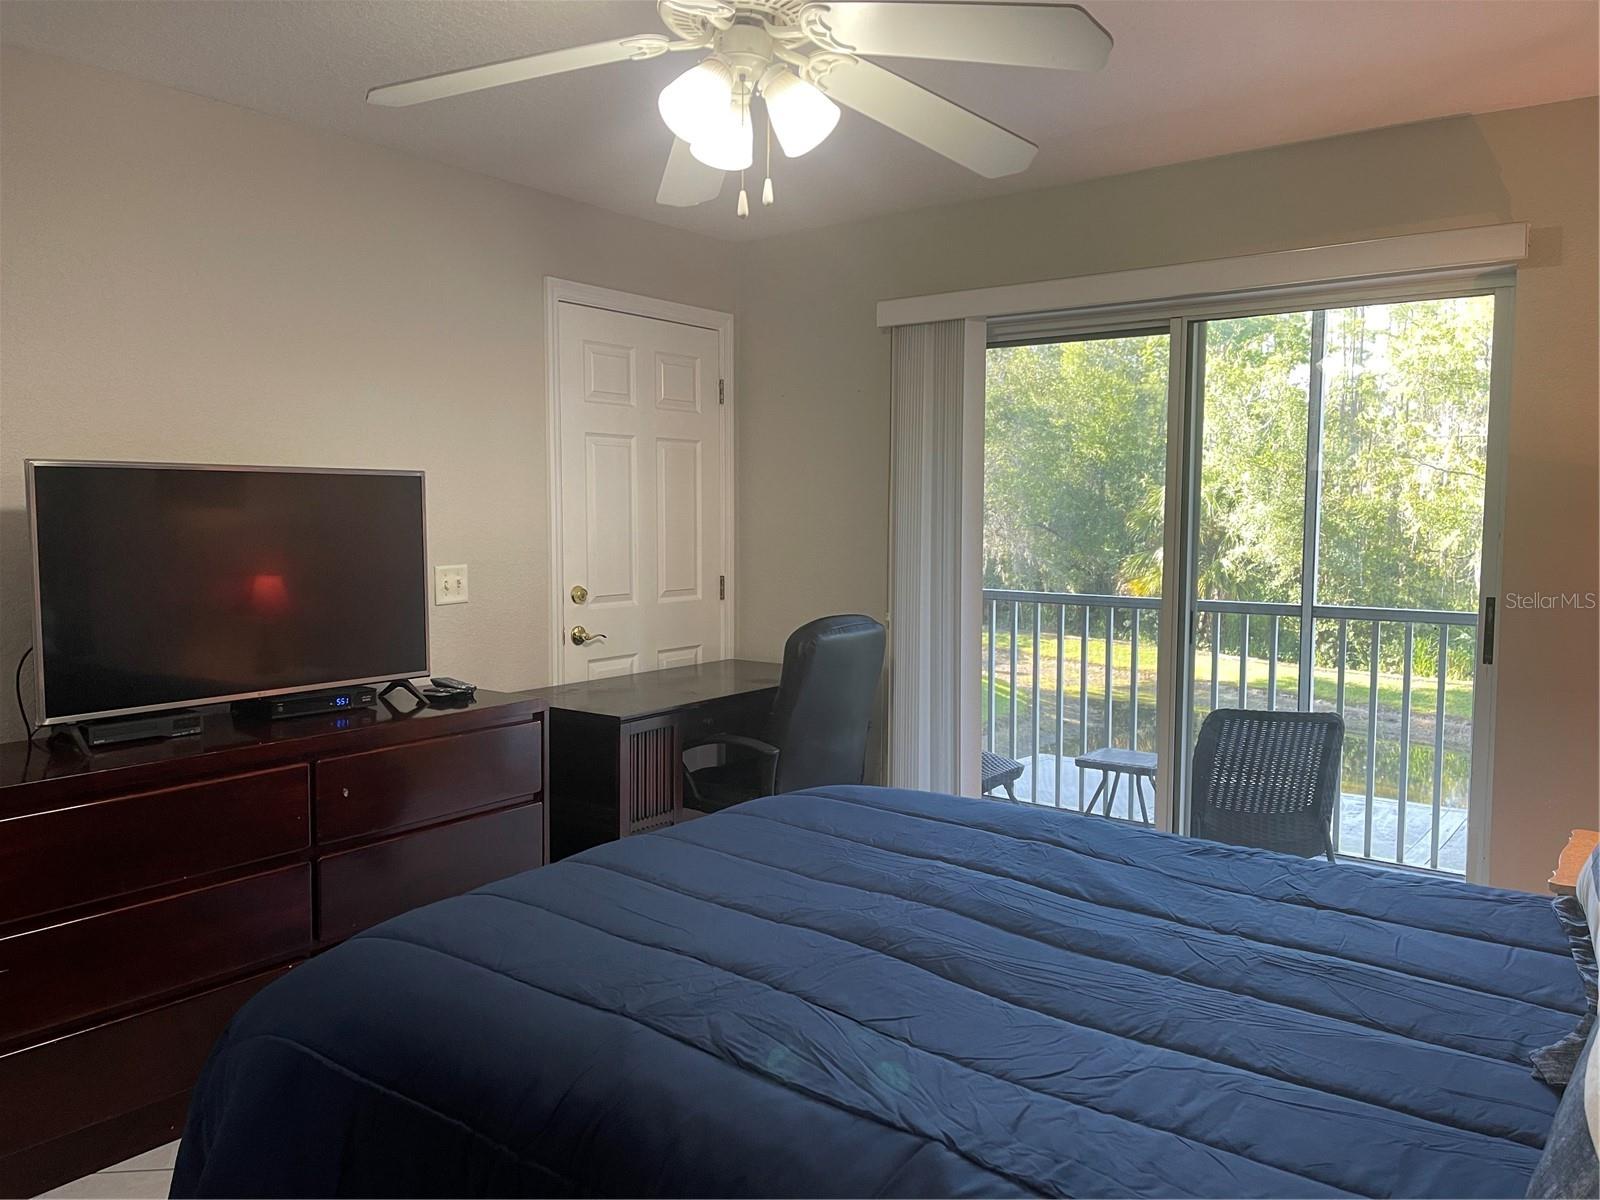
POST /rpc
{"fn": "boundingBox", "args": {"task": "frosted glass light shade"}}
[658,58,735,144]
[761,69,839,158]
[690,102,753,171]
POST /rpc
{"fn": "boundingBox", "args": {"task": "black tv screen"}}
[28,462,429,724]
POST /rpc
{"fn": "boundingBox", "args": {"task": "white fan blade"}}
[813,59,1036,177]
[800,2,1111,70]
[657,138,726,207]
[367,37,664,107]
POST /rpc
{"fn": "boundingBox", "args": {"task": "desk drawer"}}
[0,866,310,1048]
[317,801,543,942]
[0,766,309,926]
[316,721,542,843]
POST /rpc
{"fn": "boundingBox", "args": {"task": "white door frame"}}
[544,277,736,684]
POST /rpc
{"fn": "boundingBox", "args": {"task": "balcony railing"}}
[981,589,1479,874]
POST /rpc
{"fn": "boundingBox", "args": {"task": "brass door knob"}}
[570,625,608,646]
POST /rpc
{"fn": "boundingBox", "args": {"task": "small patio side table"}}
[1078,747,1156,823]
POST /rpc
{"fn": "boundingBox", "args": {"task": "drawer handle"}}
[342,787,350,798]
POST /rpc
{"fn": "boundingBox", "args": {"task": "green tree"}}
[1317,298,1491,614]
[984,294,1493,661]
[984,333,1168,594]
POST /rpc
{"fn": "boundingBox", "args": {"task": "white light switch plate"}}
[434,564,468,605]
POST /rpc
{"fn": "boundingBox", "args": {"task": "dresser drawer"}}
[317,801,543,942]
[0,966,288,1184]
[0,765,309,926]
[316,721,542,844]
[0,866,310,1048]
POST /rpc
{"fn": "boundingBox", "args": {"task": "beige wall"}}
[0,45,738,741]
[3,46,1593,890]
[735,99,1598,891]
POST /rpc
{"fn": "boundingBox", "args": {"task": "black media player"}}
[70,709,205,748]
[232,685,378,720]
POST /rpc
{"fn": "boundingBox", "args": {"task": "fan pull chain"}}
[734,88,751,218]
[762,116,775,208]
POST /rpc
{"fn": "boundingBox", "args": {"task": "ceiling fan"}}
[368,1,1111,218]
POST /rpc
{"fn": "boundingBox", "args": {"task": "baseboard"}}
[0,1093,187,1199]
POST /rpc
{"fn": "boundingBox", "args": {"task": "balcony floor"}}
[997,753,1468,874]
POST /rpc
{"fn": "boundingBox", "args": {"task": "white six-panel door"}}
[556,301,726,681]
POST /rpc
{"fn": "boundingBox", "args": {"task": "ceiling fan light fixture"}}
[760,67,839,158]
[689,100,754,171]
[658,56,735,143]
[367,0,1117,218]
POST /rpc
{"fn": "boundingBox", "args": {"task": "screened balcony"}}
[980,589,1478,874]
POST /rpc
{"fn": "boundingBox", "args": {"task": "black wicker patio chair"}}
[1190,708,1345,861]
[980,751,1025,802]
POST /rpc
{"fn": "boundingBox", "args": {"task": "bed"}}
[172,785,1585,1198]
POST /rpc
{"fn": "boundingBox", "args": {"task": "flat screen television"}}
[27,461,429,725]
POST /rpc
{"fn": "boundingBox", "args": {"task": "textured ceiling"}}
[2,0,1595,242]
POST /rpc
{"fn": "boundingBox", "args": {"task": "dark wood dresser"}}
[534,660,780,859]
[0,692,548,1197]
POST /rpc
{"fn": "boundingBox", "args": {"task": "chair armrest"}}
[684,733,779,757]
[683,734,780,798]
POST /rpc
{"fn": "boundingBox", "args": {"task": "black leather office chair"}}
[684,614,886,813]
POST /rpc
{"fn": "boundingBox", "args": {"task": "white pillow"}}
[1578,844,1600,946]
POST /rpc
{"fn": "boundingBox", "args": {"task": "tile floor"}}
[39,1141,178,1199]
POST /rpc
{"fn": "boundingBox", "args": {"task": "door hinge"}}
[719,575,726,600]
[1481,596,1495,665]
[718,379,725,405]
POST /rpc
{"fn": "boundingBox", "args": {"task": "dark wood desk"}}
[530,659,782,859]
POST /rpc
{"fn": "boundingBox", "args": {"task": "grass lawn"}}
[983,628,1475,729]
[984,624,1478,805]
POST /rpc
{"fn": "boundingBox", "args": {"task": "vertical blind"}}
[888,319,981,794]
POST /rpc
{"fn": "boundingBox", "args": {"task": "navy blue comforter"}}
[173,786,1584,1198]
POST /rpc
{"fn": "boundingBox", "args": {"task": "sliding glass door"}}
[980,287,1506,877]
[1186,295,1496,872]
[981,330,1170,819]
